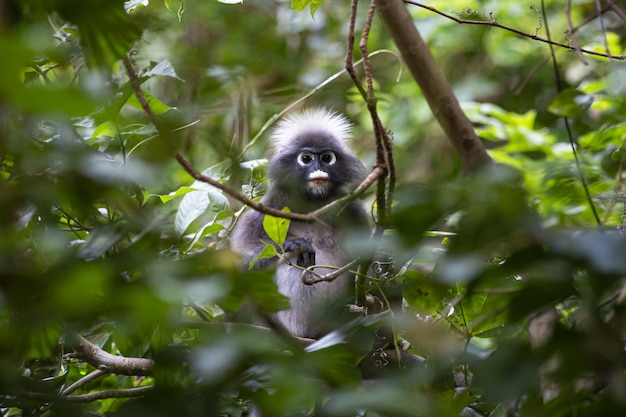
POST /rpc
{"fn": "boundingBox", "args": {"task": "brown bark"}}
[71,335,154,376]
[374,0,492,172]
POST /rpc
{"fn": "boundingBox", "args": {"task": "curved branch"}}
[61,369,105,395]
[301,258,359,285]
[70,335,154,376]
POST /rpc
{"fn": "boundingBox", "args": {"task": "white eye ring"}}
[297,151,315,166]
[320,151,336,165]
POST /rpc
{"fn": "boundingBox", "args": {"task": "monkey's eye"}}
[297,151,315,166]
[320,151,337,165]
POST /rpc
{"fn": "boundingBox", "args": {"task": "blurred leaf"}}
[248,243,278,270]
[548,89,594,117]
[579,122,626,151]
[223,270,289,313]
[549,229,626,276]
[77,226,123,261]
[391,187,446,246]
[92,120,119,138]
[150,186,197,203]
[175,188,229,235]
[142,59,184,81]
[292,0,324,17]
[49,0,142,69]
[126,89,173,115]
[9,85,100,116]
[471,342,539,403]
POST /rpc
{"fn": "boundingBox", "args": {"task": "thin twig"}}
[360,1,378,98]
[565,0,589,64]
[66,386,154,402]
[606,0,626,22]
[175,152,385,222]
[240,49,400,157]
[61,369,106,396]
[594,0,612,58]
[123,56,161,128]
[124,50,384,223]
[345,0,394,306]
[301,258,359,285]
[515,1,614,95]
[540,0,602,227]
[405,1,625,60]
[344,0,368,99]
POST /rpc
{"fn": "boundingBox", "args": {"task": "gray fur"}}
[231,109,369,338]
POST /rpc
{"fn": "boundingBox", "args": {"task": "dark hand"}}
[283,238,316,268]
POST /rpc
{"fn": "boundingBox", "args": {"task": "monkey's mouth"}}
[308,170,329,182]
[307,170,331,197]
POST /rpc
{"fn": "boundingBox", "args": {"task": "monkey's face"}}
[268,131,366,203]
[296,149,337,198]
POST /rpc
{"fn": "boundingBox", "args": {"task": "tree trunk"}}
[374,0,492,171]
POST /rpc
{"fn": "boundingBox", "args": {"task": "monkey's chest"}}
[288,224,342,265]
[275,224,350,337]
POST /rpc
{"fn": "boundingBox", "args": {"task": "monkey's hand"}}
[282,238,316,268]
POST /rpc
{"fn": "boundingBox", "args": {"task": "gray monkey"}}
[231,108,369,338]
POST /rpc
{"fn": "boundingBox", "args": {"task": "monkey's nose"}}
[308,170,329,181]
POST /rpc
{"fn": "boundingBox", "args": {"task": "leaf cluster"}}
[1,1,625,417]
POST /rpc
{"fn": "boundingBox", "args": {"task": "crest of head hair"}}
[270,108,353,152]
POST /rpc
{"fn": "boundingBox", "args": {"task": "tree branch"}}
[405,1,625,61]
[175,151,385,222]
[61,369,106,395]
[122,52,383,223]
[69,335,154,376]
[66,386,154,402]
[375,0,493,172]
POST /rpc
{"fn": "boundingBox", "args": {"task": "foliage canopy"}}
[1,0,625,416]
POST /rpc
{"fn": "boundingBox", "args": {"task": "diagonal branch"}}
[175,152,385,222]
[405,1,625,60]
[375,0,493,172]
[123,53,383,223]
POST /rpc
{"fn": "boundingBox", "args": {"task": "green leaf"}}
[126,89,172,115]
[262,208,290,246]
[248,242,279,270]
[579,122,626,150]
[175,188,229,235]
[150,186,197,203]
[291,0,324,17]
[92,120,119,138]
[10,85,99,116]
[52,0,143,69]
[548,89,594,117]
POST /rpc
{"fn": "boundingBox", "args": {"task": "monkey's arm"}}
[231,208,277,270]
[232,208,316,271]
